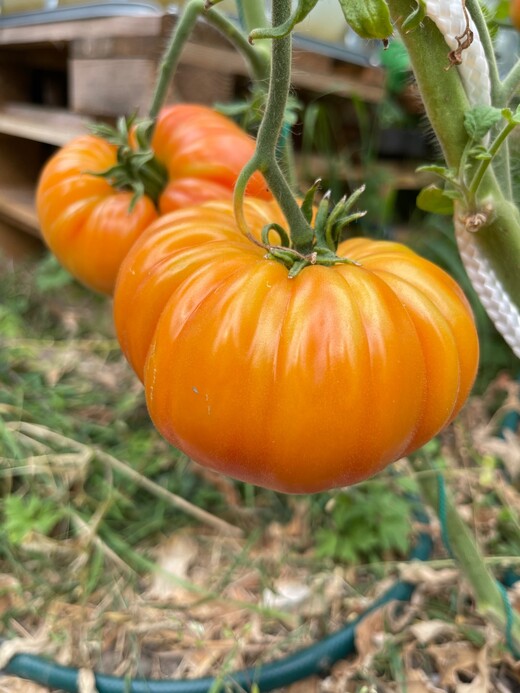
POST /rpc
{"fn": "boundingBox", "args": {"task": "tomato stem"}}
[468,120,517,202]
[234,0,315,255]
[465,0,512,200]
[148,0,270,131]
[386,0,520,324]
[500,59,520,107]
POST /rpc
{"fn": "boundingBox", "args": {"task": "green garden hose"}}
[1,514,433,692]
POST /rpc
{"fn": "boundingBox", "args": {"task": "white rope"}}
[424,0,491,106]
[424,0,520,356]
[455,217,520,358]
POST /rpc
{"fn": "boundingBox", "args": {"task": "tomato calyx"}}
[90,116,168,209]
[260,183,367,277]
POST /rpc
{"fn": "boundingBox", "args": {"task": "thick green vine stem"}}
[148,0,270,128]
[234,0,365,276]
[386,0,520,319]
[234,0,315,255]
[410,457,520,653]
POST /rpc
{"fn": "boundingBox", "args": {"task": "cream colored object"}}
[455,215,520,358]
[424,0,491,106]
[294,0,347,44]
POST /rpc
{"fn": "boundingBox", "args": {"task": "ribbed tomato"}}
[36,104,270,294]
[114,199,479,494]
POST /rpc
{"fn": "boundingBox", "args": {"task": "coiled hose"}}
[0,516,433,693]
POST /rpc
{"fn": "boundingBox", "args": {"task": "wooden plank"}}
[0,63,32,103]
[175,43,385,103]
[0,43,68,70]
[0,134,44,184]
[0,218,43,260]
[0,183,39,236]
[70,57,157,116]
[0,103,91,145]
[292,55,384,102]
[0,14,163,45]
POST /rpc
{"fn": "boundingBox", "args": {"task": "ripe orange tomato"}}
[114,199,479,494]
[36,104,270,294]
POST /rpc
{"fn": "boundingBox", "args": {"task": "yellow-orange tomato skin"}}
[114,200,479,494]
[36,104,270,294]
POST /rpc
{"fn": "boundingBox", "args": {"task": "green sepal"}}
[88,115,168,210]
[300,179,321,224]
[416,185,455,215]
[338,0,393,40]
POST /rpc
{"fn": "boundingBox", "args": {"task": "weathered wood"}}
[0,183,39,236]
[0,15,164,45]
[0,8,417,243]
[70,57,158,117]
[0,218,43,260]
[0,103,91,145]
[0,43,67,70]
[0,134,43,183]
[0,63,32,103]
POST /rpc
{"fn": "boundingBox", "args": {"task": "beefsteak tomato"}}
[114,199,479,494]
[36,104,270,295]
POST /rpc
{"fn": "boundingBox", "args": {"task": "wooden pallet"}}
[0,8,419,257]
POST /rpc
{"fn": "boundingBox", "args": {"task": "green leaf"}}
[338,0,393,39]
[464,105,502,141]
[416,185,455,214]
[402,0,427,34]
[417,164,454,179]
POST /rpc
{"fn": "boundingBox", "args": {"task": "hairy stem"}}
[234,0,314,252]
[235,0,271,63]
[500,59,520,106]
[469,120,517,200]
[464,0,512,198]
[149,0,269,125]
[387,0,520,314]
[466,0,501,103]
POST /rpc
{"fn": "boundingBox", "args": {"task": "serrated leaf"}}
[417,164,452,177]
[416,185,454,214]
[464,105,502,140]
